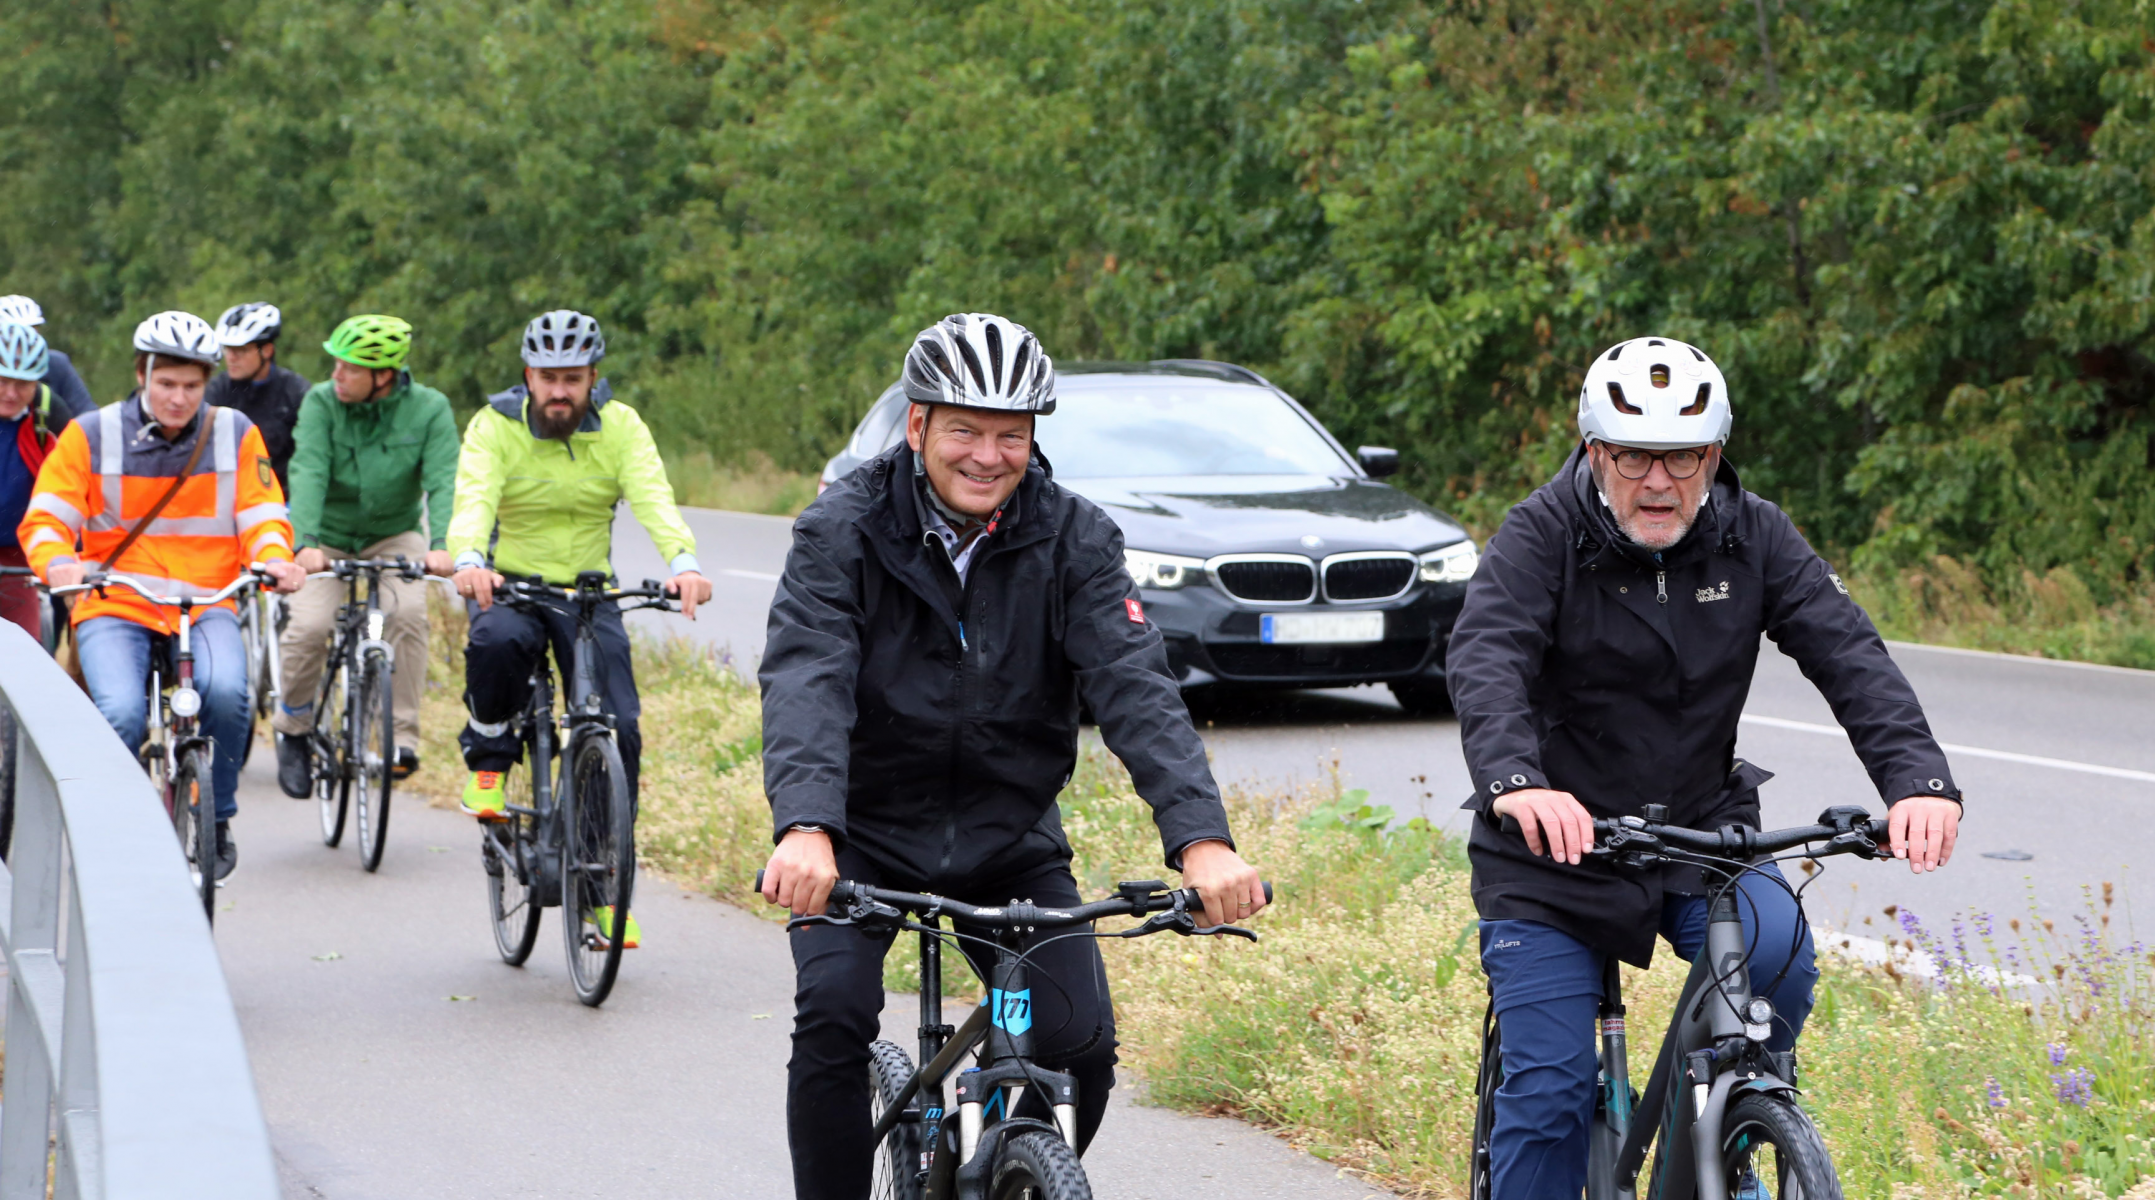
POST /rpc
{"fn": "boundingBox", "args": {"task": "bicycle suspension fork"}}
[918,917,953,1179]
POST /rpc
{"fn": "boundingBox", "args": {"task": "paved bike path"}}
[218,760,1391,1198]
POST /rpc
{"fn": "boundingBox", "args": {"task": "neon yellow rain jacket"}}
[446,381,698,583]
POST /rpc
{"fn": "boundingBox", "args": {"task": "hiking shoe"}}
[276,733,312,798]
[460,770,508,820]
[392,747,420,781]
[214,821,238,881]
[586,905,641,949]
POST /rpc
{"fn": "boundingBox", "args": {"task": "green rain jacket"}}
[446,381,699,583]
[287,372,461,551]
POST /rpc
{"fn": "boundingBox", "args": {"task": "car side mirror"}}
[1356,446,1400,478]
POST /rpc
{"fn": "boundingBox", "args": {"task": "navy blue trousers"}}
[1479,864,1817,1200]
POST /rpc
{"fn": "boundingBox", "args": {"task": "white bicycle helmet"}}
[902,313,1055,413]
[520,309,605,367]
[0,321,49,382]
[0,295,44,327]
[1577,336,1731,451]
[133,310,223,367]
[216,301,283,346]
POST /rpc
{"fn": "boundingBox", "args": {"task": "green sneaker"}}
[460,770,508,820]
[587,905,641,949]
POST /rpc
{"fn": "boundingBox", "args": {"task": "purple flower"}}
[2047,1042,2069,1066]
[1985,1077,2006,1109]
[2050,1068,2094,1107]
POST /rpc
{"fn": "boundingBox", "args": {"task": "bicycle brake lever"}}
[1111,911,1197,938]
[785,913,853,932]
[1190,923,1259,941]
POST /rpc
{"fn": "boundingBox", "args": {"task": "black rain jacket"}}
[1447,446,1961,966]
[208,364,310,496]
[760,444,1233,890]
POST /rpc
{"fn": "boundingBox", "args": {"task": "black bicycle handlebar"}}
[1586,805,1892,866]
[496,577,679,613]
[754,872,1273,930]
[328,556,426,582]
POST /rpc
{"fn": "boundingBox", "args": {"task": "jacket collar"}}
[128,393,208,449]
[1559,442,1746,570]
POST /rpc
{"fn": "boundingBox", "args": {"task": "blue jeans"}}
[1479,864,1818,1200]
[76,611,250,820]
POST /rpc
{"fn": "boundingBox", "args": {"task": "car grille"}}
[1208,640,1431,679]
[1211,558,1316,603]
[1323,555,1416,602]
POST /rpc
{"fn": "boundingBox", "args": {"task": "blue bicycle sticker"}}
[990,987,1033,1036]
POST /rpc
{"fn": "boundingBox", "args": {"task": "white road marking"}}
[722,568,781,582]
[1739,713,2155,784]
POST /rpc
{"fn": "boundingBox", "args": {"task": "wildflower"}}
[2050,1068,2094,1107]
[2047,1042,2068,1066]
[1985,1077,2006,1109]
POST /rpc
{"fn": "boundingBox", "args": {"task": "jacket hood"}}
[1558,442,1746,569]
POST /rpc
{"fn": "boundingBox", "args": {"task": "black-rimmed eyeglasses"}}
[1603,446,1709,481]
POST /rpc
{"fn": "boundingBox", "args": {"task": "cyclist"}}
[1446,336,1963,1200]
[1,321,71,639]
[19,312,305,878]
[271,314,459,797]
[207,302,310,496]
[757,312,1267,1200]
[447,309,712,941]
[0,294,97,421]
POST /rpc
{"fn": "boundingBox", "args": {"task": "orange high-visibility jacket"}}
[18,396,294,632]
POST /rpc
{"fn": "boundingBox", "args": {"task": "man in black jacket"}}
[206,302,309,495]
[759,313,1266,1200]
[1448,336,1962,1200]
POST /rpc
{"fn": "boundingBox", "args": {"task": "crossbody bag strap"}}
[100,406,217,573]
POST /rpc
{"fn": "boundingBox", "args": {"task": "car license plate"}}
[1259,612,1385,645]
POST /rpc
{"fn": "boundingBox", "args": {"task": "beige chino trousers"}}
[271,530,431,750]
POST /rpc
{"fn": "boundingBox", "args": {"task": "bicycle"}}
[297,556,424,872]
[46,568,273,924]
[759,871,1273,1200]
[0,564,57,863]
[235,580,284,767]
[1467,805,1899,1200]
[479,572,676,1006]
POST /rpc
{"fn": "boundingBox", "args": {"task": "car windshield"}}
[1041,383,1352,478]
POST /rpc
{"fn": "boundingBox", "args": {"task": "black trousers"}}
[457,596,642,795]
[787,844,1119,1200]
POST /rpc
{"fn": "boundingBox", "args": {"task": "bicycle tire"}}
[353,654,395,872]
[1720,1092,1842,1200]
[238,599,263,766]
[178,746,217,924]
[1467,1004,1502,1200]
[869,1039,925,1200]
[485,761,543,965]
[561,733,634,1007]
[988,1129,1092,1200]
[316,661,350,847]
[0,704,16,864]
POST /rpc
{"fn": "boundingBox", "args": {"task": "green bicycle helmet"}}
[323,314,413,370]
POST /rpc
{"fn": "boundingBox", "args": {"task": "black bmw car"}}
[819,360,1480,713]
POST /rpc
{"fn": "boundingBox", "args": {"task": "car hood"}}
[1059,475,1469,558]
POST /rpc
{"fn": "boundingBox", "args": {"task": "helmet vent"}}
[1606,382,1642,415]
[953,336,988,393]
[984,322,1004,392]
[1647,339,1665,347]
[1607,344,1624,362]
[1681,382,1711,416]
[1650,364,1670,388]
[1689,346,1705,361]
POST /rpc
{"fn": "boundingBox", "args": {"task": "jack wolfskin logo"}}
[1695,581,1732,603]
[1828,572,1850,596]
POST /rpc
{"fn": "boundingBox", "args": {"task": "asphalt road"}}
[615,505,2155,931]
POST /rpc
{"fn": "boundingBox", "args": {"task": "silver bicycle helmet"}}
[133,310,223,367]
[0,321,49,382]
[519,309,606,367]
[0,295,44,327]
[216,301,284,347]
[902,313,1055,413]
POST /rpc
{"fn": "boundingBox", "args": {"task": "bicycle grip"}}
[754,869,765,893]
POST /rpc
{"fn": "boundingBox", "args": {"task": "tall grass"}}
[1851,558,2155,671]
[402,616,2155,1197]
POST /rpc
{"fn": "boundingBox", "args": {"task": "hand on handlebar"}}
[46,560,87,590]
[454,566,508,611]
[1493,787,1596,864]
[667,570,712,620]
[1178,838,1267,928]
[761,826,839,917]
[423,549,454,578]
[261,559,306,594]
[295,547,329,574]
[1888,795,1959,874]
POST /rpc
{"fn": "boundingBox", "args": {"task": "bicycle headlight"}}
[1418,539,1480,584]
[1123,548,1206,591]
[170,686,202,718]
[1743,996,1775,1041]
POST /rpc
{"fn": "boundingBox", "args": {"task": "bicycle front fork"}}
[1589,957,1636,1200]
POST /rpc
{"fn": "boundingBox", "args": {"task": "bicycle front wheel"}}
[177,746,217,924]
[988,1130,1092,1200]
[316,662,350,847]
[869,1039,925,1200]
[485,761,542,965]
[353,654,395,872]
[561,733,634,1007]
[1720,1092,1842,1200]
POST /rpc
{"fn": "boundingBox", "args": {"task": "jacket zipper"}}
[1656,570,1667,604]
[937,536,984,879]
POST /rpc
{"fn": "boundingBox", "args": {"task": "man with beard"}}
[447,310,712,950]
[1446,336,1963,1200]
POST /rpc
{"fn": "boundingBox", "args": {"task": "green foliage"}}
[3,0,2150,609]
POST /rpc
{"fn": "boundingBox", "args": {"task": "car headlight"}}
[1419,540,1480,584]
[1124,549,1207,590]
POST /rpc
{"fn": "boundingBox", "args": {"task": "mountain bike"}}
[298,556,422,872]
[759,872,1273,1200]
[46,568,272,925]
[0,564,56,863]
[1468,805,1898,1200]
[480,572,676,1006]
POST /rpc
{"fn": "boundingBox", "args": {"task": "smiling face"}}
[135,359,213,434]
[1590,440,1719,551]
[906,403,1034,519]
[525,365,594,438]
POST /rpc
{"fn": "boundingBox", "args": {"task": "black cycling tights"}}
[784,846,1118,1200]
